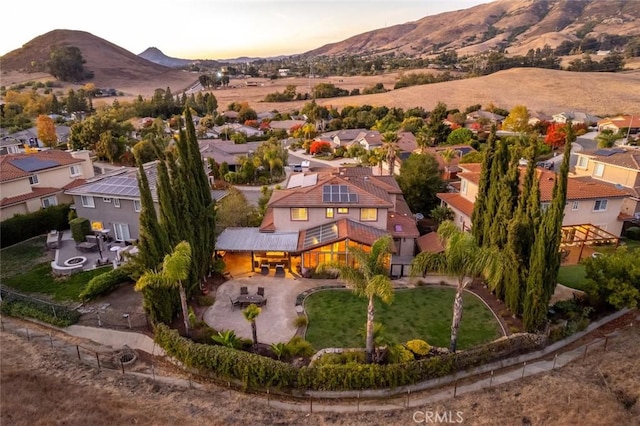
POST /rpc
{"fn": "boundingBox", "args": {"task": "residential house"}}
[423,145,476,180]
[212,123,263,138]
[318,129,370,148]
[466,110,505,128]
[198,139,265,172]
[0,150,94,221]
[65,162,227,242]
[437,163,629,236]
[597,116,640,135]
[572,147,640,230]
[216,166,420,276]
[0,137,22,155]
[267,119,308,134]
[552,111,600,126]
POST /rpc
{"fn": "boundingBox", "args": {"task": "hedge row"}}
[0,299,80,327]
[79,268,132,301]
[154,325,546,392]
[0,204,71,248]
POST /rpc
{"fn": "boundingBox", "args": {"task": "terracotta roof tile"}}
[580,148,640,170]
[259,208,276,232]
[437,192,475,217]
[0,150,83,182]
[417,232,444,253]
[387,212,420,238]
[1,187,61,207]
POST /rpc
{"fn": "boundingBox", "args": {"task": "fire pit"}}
[63,256,87,267]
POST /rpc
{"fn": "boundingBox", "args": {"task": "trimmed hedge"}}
[70,217,91,243]
[79,268,132,301]
[0,291,80,327]
[154,324,546,392]
[0,204,71,248]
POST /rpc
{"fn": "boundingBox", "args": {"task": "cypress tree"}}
[154,150,180,248]
[481,138,510,247]
[471,126,496,246]
[523,219,548,331]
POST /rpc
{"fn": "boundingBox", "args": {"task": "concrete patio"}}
[51,230,133,274]
[203,275,321,345]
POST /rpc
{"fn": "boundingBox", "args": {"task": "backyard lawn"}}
[1,236,108,301]
[304,287,502,350]
[558,265,588,291]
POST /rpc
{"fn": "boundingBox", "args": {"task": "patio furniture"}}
[240,286,248,295]
[257,287,265,297]
[229,296,241,310]
[237,294,264,308]
[46,230,61,249]
[77,241,98,252]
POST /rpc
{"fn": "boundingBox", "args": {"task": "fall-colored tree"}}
[502,105,530,133]
[36,114,57,147]
[544,123,568,148]
[309,140,332,155]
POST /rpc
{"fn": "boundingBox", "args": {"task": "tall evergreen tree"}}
[481,138,510,245]
[471,127,496,246]
[152,145,180,247]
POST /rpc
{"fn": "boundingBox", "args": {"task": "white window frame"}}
[29,175,39,185]
[593,163,605,177]
[133,200,141,212]
[325,207,334,218]
[461,179,468,194]
[337,207,349,214]
[81,195,95,208]
[593,199,608,212]
[577,156,588,169]
[571,201,579,211]
[41,196,57,208]
[114,198,121,208]
[113,223,131,242]
[291,207,308,221]
[69,165,82,177]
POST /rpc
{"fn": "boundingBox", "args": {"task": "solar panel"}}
[11,157,59,172]
[322,184,359,203]
[594,149,615,157]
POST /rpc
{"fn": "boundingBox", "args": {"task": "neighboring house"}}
[216,166,420,276]
[572,148,640,229]
[212,123,263,138]
[267,119,308,134]
[318,128,369,148]
[597,116,640,135]
[437,163,629,236]
[528,111,552,126]
[466,110,505,127]
[198,139,264,172]
[355,131,383,151]
[422,145,476,180]
[0,137,22,155]
[65,162,227,242]
[0,150,94,221]
[552,111,600,126]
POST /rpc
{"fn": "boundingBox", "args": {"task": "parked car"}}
[292,164,302,172]
[536,161,554,170]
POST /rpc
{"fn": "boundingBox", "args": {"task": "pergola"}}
[560,224,620,263]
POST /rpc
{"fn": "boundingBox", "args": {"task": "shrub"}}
[78,268,131,301]
[70,217,91,243]
[625,226,640,240]
[293,315,308,328]
[195,295,215,306]
[387,344,415,363]
[406,339,431,356]
[0,204,71,248]
[286,336,315,358]
[0,296,80,327]
[270,342,289,360]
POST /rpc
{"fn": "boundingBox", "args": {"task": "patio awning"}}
[216,228,299,252]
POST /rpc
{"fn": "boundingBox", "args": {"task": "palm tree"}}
[212,330,242,349]
[596,129,622,148]
[411,221,503,352]
[243,303,262,348]
[321,235,395,363]
[162,241,192,337]
[381,131,400,175]
[415,127,430,153]
[135,241,193,336]
[439,148,457,174]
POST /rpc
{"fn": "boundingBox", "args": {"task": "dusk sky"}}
[1,0,489,59]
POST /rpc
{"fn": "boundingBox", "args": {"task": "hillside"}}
[305,0,640,57]
[0,30,197,96]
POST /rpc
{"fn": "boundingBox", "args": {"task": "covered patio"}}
[560,224,620,264]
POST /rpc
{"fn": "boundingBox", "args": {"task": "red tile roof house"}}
[215,166,420,277]
[1,150,94,221]
[437,163,629,237]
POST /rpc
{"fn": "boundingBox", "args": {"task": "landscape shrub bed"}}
[0,292,80,327]
[79,268,132,301]
[154,324,546,392]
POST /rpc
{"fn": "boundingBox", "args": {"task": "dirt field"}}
[5,66,640,117]
[2,313,639,426]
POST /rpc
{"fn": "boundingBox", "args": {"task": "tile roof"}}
[438,192,475,217]
[579,148,640,170]
[387,212,420,238]
[297,218,389,251]
[597,116,640,130]
[1,186,61,207]
[416,232,445,253]
[0,150,83,182]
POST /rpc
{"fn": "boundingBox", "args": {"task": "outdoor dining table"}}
[236,294,265,308]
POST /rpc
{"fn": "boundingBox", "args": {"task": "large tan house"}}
[438,162,629,237]
[572,147,640,229]
[216,166,420,276]
[0,150,94,221]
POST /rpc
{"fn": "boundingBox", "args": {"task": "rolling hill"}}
[304,0,640,57]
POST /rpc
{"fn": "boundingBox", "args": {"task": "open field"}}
[2,314,639,425]
[5,67,640,117]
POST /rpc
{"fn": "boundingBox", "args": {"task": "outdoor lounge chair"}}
[240,286,248,295]
[257,287,265,297]
[229,296,241,310]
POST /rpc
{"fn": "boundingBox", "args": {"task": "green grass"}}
[2,263,108,302]
[558,265,588,291]
[0,236,50,279]
[304,287,502,350]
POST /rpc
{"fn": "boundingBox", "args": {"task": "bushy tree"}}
[396,153,445,216]
[584,247,640,309]
[48,46,92,82]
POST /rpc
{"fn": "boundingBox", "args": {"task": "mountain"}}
[0,29,198,95]
[138,47,195,68]
[304,0,640,57]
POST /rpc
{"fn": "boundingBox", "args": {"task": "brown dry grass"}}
[2,315,639,426]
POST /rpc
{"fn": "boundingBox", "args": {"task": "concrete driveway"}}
[203,276,321,345]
